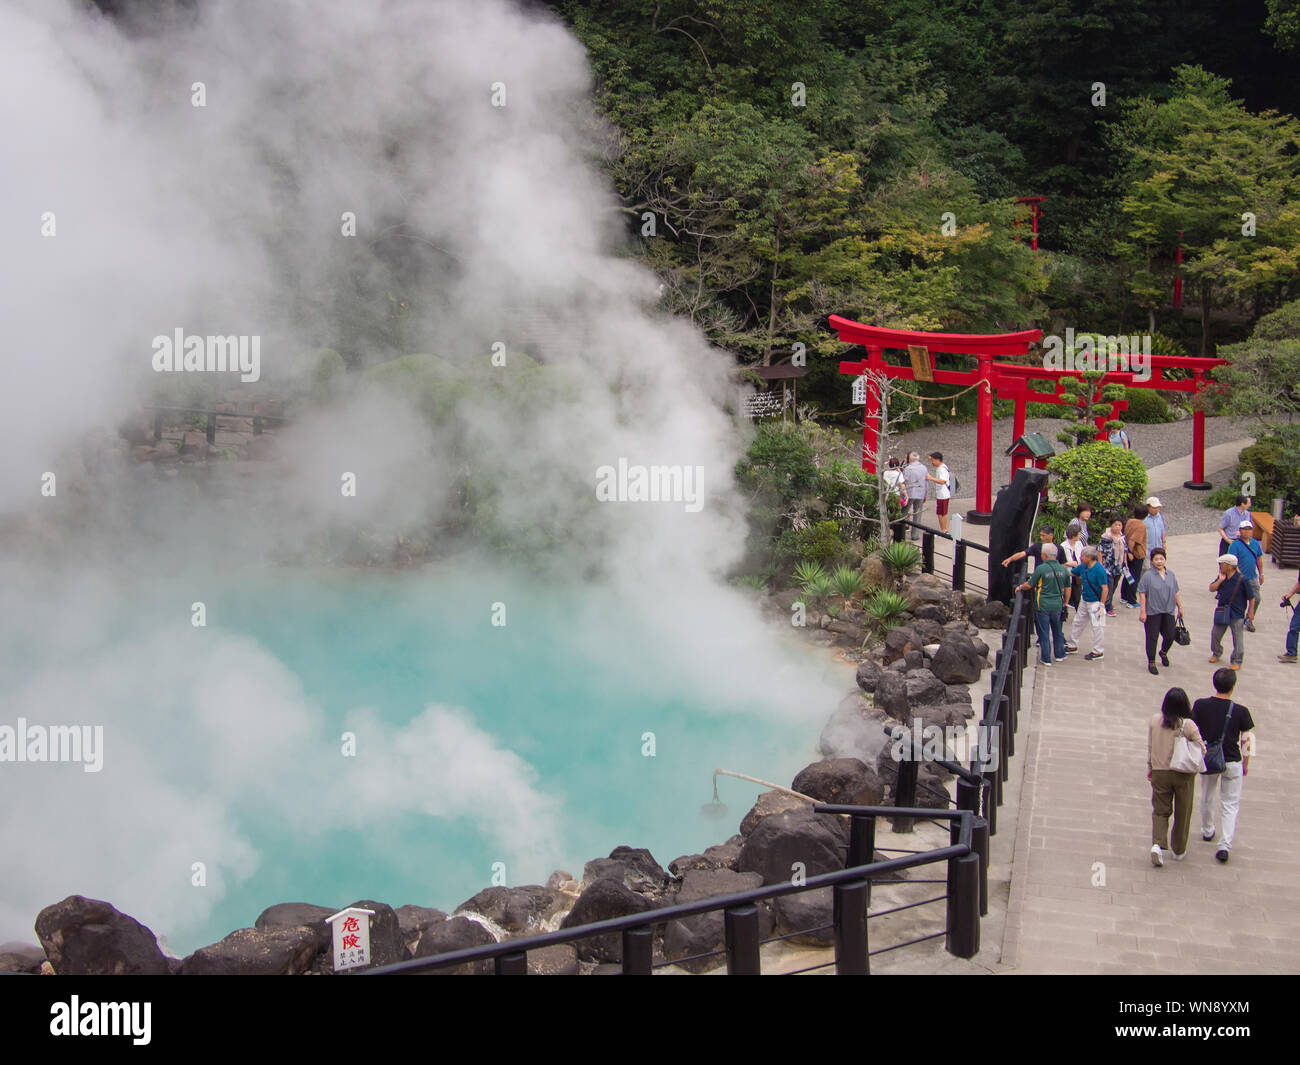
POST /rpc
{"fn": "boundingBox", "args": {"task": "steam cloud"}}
[0,0,842,952]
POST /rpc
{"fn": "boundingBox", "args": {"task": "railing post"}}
[956,776,981,815]
[945,850,981,958]
[893,756,918,833]
[206,412,217,445]
[972,815,990,916]
[494,951,527,975]
[621,925,653,974]
[891,517,906,545]
[980,694,1000,836]
[724,904,761,975]
[833,881,870,975]
[996,696,1010,786]
[153,410,163,442]
[848,812,876,867]
[922,531,935,575]
[953,540,967,592]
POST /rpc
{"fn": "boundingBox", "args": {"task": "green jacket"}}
[1027,560,1072,613]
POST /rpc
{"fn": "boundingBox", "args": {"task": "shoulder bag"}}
[1170,719,1206,775]
[1213,575,1242,627]
[1202,701,1234,775]
[1174,611,1191,646]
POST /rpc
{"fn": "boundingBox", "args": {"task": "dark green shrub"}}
[1120,387,1174,423]
[736,422,818,504]
[1045,442,1148,531]
[775,519,849,567]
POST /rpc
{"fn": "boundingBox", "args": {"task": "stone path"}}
[1002,530,1300,974]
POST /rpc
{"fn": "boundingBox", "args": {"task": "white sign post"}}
[326,907,375,972]
[951,513,964,543]
[852,376,867,405]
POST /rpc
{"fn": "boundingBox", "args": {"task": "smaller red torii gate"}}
[830,315,1228,523]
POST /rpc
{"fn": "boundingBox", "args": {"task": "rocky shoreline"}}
[2,568,1003,976]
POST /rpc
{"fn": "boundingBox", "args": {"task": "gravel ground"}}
[886,413,1273,535]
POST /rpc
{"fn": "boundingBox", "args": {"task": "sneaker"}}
[1160,652,1170,667]
[1085,651,1104,660]
[1148,663,1158,675]
[1125,602,1139,609]
[1202,832,1216,843]
[1106,609,1117,617]
[1230,664,1240,671]
[1150,844,1164,867]
[1064,645,1079,654]
[1039,659,1052,667]
[1245,619,1256,632]
[1208,656,1220,663]
[1279,654,1298,663]
[1171,850,1186,862]
[1215,848,1229,863]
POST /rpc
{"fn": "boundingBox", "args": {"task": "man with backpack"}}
[1015,542,1072,666]
[1192,668,1255,863]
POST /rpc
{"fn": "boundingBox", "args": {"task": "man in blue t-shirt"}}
[1065,547,1109,659]
[1209,554,1250,668]
[1192,668,1256,862]
[1228,520,1264,631]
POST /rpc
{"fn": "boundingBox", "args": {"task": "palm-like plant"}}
[733,574,769,592]
[830,565,866,600]
[862,588,911,638]
[804,572,836,603]
[793,560,829,592]
[879,541,921,585]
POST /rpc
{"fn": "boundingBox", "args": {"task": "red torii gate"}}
[830,315,1228,524]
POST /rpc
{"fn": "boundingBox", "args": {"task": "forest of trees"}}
[549,0,1300,425]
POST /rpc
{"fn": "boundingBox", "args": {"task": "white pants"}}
[1069,600,1105,653]
[1201,761,1245,850]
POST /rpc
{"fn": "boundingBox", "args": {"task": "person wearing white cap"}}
[1228,519,1265,631]
[1208,553,1250,669]
[1144,497,1166,553]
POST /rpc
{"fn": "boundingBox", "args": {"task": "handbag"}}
[1213,575,1242,627]
[1202,701,1234,775]
[1173,613,1191,646]
[1170,720,1206,774]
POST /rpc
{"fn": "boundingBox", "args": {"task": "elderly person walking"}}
[1066,546,1109,660]
[1098,516,1128,617]
[1209,553,1250,670]
[1060,521,1085,623]
[1144,497,1167,553]
[1138,547,1185,675]
[1122,504,1149,608]
[1015,542,1072,666]
[901,452,928,540]
[1228,518,1264,632]
[1147,687,1206,867]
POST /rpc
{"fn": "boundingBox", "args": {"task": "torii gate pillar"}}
[972,354,994,524]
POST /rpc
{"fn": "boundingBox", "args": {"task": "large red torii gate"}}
[830,315,1228,524]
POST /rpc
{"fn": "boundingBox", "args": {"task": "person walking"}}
[1015,542,1072,666]
[1279,568,1300,663]
[926,452,952,534]
[1218,495,1252,552]
[1138,548,1185,675]
[1066,547,1109,660]
[1109,425,1131,450]
[1123,504,1149,607]
[1208,554,1249,670]
[1060,522,1084,623]
[1144,497,1167,553]
[883,456,908,506]
[1098,517,1127,616]
[1147,687,1206,867]
[1192,668,1256,863]
[901,452,928,539]
[1228,519,1264,632]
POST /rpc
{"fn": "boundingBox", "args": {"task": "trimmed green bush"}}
[1045,442,1148,529]
[736,422,818,504]
[776,520,849,568]
[1121,387,1174,423]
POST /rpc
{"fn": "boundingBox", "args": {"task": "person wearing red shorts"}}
[927,452,952,533]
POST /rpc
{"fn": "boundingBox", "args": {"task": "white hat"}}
[1146,496,1162,507]
[1218,553,1239,565]
[1239,519,1254,527]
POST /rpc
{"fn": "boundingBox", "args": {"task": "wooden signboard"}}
[908,345,933,382]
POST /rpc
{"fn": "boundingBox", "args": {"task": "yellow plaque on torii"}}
[908,345,933,382]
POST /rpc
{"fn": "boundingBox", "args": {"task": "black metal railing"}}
[144,405,288,445]
[890,518,990,595]
[367,803,985,976]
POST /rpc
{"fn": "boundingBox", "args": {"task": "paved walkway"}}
[1002,531,1300,974]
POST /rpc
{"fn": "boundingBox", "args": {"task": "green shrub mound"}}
[1045,441,1148,529]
